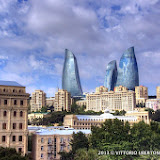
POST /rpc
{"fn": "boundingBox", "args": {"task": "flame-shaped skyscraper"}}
[62,49,83,97]
[104,60,117,91]
[116,46,139,90]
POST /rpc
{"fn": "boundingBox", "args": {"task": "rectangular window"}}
[14,100,17,105]
[41,154,43,158]
[2,123,6,129]
[12,136,16,142]
[13,123,16,129]
[19,136,22,142]
[19,123,22,129]
[4,100,7,105]
[20,100,23,105]
[2,136,5,142]
[41,138,44,143]
[41,146,43,151]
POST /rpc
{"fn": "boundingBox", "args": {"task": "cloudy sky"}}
[0,0,160,97]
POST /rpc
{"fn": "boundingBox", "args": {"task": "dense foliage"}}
[0,147,29,160]
[29,103,102,126]
[60,119,160,160]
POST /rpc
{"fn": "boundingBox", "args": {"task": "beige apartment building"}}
[32,127,91,160]
[54,89,71,112]
[31,90,46,112]
[135,86,148,105]
[63,109,149,130]
[86,86,136,112]
[0,81,29,154]
[156,86,160,99]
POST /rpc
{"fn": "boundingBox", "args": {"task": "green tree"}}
[71,132,89,154]
[41,106,48,112]
[0,147,29,160]
[74,148,98,160]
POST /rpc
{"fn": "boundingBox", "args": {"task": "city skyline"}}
[0,0,160,96]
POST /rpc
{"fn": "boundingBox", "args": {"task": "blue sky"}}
[0,0,160,97]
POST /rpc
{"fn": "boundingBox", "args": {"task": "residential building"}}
[62,49,83,97]
[156,86,160,99]
[63,109,149,130]
[54,89,71,112]
[0,81,29,154]
[145,99,160,111]
[31,90,46,112]
[86,88,135,112]
[32,127,91,160]
[135,86,148,105]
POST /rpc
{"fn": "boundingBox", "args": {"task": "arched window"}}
[20,111,23,117]
[3,111,7,117]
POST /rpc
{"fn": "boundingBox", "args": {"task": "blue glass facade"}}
[116,47,139,90]
[104,60,117,91]
[62,49,83,97]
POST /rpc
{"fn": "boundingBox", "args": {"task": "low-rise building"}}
[63,109,149,130]
[145,99,160,111]
[86,87,135,112]
[32,127,91,160]
[28,112,48,123]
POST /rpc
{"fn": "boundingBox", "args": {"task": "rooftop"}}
[0,80,24,87]
[35,127,91,135]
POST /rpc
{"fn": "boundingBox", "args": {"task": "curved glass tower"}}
[116,47,139,90]
[104,60,117,91]
[62,49,83,97]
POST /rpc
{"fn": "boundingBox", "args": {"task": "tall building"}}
[54,89,71,112]
[104,60,117,91]
[156,86,160,99]
[86,87,135,112]
[95,86,108,93]
[62,49,83,97]
[32,127,90,160]
[135,86,148,105]
[116,47,139,90]
[0,81,29,154]
[31,90,46,112]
